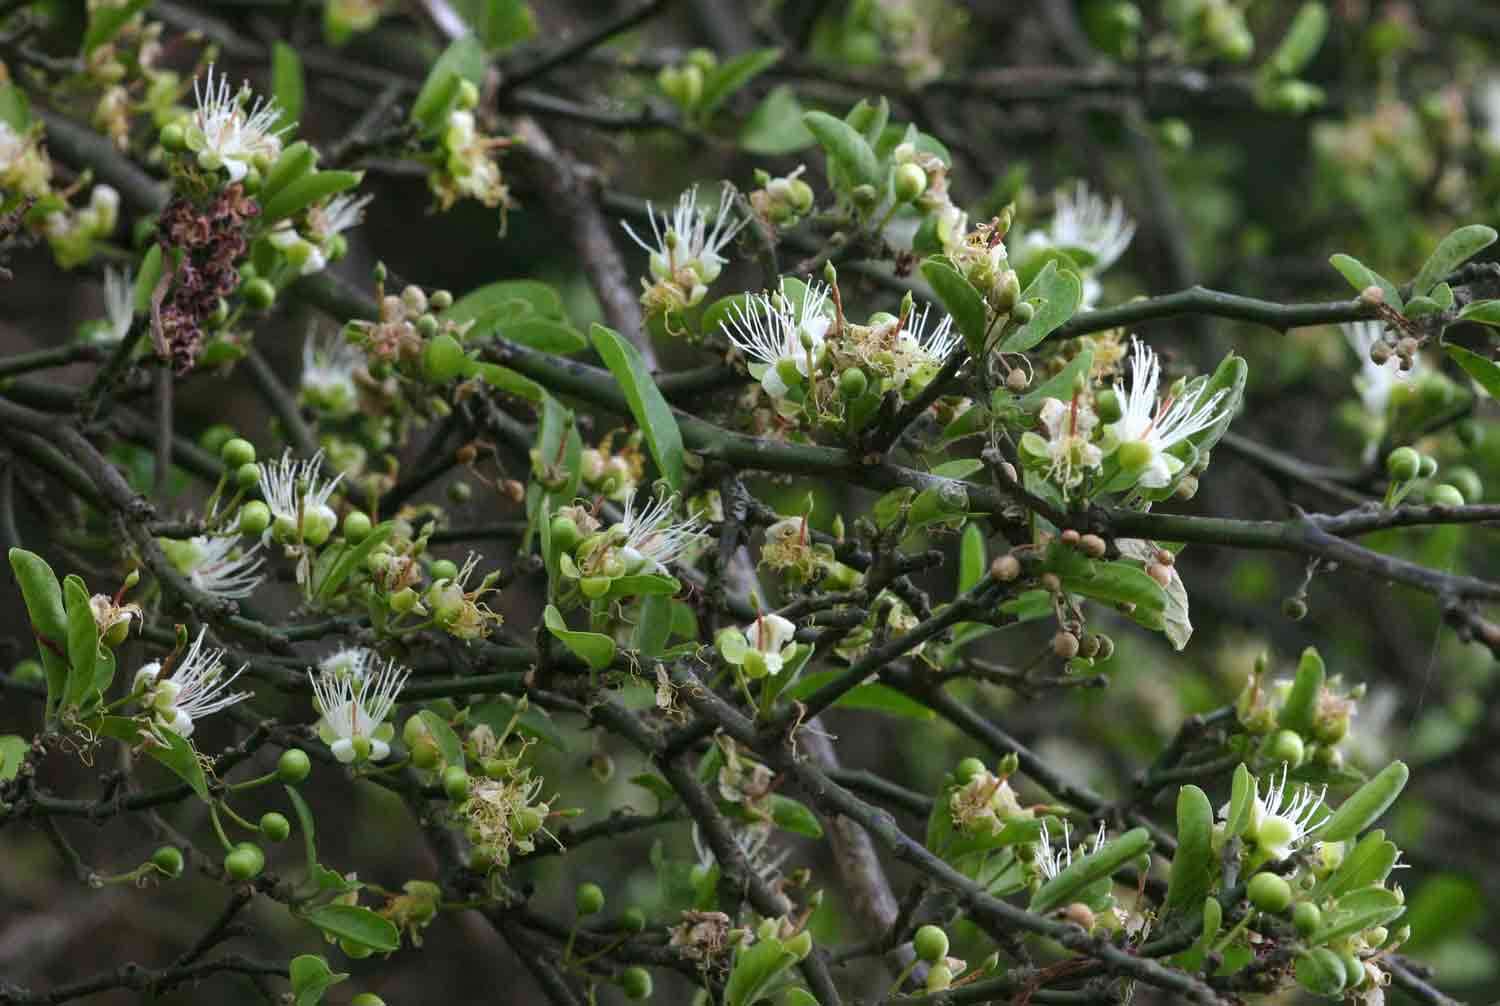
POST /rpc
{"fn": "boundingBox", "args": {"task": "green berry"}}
[277,749,312,784]
[422,333,468,383]
[1418,454,1438,479]
[1292,900,1322,935]
[223,842,265,881]
[159,121,186,151]
[429,290,453,311]
[259,811,291,842]
[10,658,45,686]
[1428,483,1465,507]
[197,424,236,456]
[893,162,928,203]
[1268,729,1305,767]
[220,438,256,469]
[1385,446,1420,482]
[343,510,372,544]
[1247,872,1293,913]
[954,757,987,784]
[1446,466,1483,504]
[550,514,581,553]
[576,882,605,916]
[339,937,373,960]
[1095,388,1123,424]
[913,924,948,963]
[429,558,459,582]
[620,907,647,933]
[235,462,261,490]
[442,765,470,801]
[242,277,276,311]
[838,367,868,400]
[925,963,953,992]
[238,501,271,537]
[350,995,387,1006]
[620,967,652,1000]
[150,845,184,878]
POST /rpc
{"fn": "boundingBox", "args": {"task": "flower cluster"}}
[624,186,747,324]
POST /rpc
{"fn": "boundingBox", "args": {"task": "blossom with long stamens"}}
[300,335,365,417]
[1027,181,1135,308]
[722,280,832,403]
[101,267,134,342]
[188,65,288,182]
[1108,337,1228,489]
[1037,818,1108,881]
[160,535,265,600]
[622,185,746,308]
[318,646,375,681]
[1241,765,1326,862]
[615,490,707,573]
[892,303,961,389]
[1028,396,1103,490]
[134,627,250,739]
[256,448,343,547]
[309,655,410,763]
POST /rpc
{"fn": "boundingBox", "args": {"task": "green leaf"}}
[1295,948,1348,995]
[1319,760,1408,843]
[82,0,151,55]
[9,548,69,715]
[958,522,987,593]
[1061,560,1168,632]
[411,34,488,132]
[1020,347,1094,410]
[1172,896,1221,973]
[725,936,800,1006]
[1269,2,1328,76]
[802,110,882,189]
[1186,353,1247,454]
[415,709,464,769]
[61,575,100,711]
[1224,763,1254,838]
[146,730,210,801]
[284,785,320,880]
[632,593,674,658]
[1163,785,1215,923]
[0,735,28,781]
[920,258,987,357]
[493,317,587,353]
[782,671,934,720]
[261,171,363,225]
[0,84,31,131]
[453,0,536,51]
[740,86,815,155]
[271,42,305,132]
[590,324,685,490]
[303,904,400,952]
[1446,344,1500,399]
[544,604,616,671]
[1030,827,1153,914]
[769,795,823,838]
[1457,300,1500,326]
[290,954,349,1006]
[1321,830,1399,900]
[445,279,567,327]
[999,261,1083,353]
[468,360,547,402]
[262,142,318,203]
[1329,253,1403,313]
[606,573,681,601]
[471,698,569,752]
[699,48,781,118]
[1277,646,1324,733]
[701,292,757,340]
[314,520,395,604]
[1412,225,1498,298]
[1307,887,1405,945]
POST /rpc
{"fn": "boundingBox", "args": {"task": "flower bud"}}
[1006,368,1029,392]
[1293,900,1322,935]
[10,658,44,686]
[838,367,868,400]
[242,278,276,311]
[1247,872,1292,912]
[224,842,265,881]
[1385,446,1420,482]
[894,163,928,203]
[1282,596,1308,620]
[620,967,652,1000]
[1267,729,1305,767]
[1418,454,1438,479]
[442,765,471,801]
[235,462,261,490]
[989,554,1021,582]
[913,924,948,962]
[221,438,257,469]
[150,845,184,878]
[423,333,468,383]
[1052,631,1079,659]
[955,757,987,784]
[925,963,953,992]
[620,908,647,933]
[343,510,372,543]
[260,811,291,842]
[1011,301,1034,324]
[1428,483,1465,507]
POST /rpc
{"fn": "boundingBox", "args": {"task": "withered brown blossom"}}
[153,183,258,372]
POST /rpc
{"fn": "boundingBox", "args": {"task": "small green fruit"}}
[576,882,605,916]
[1267,729,1305,767]
[1428,483,1465,507]
[238,501,271,536]
[913,924,948,963]
[224,842,265,881]
[620,966,652,1000]
[620,907,647,933]
[1385,446,1420,482]
[350,995,387,1006]
[442,765,470,801]
[343,510,372,544]
[259,812,291,842]
[277,749,311,784]
[242,278,276,311]
[954,757,987,784]
[1292,900,1322,936]
[429,559,459,582]
[220,437,256,469]
[150,845,184,878]
[1247,872,1292,913]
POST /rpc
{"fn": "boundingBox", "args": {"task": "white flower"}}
[173,535,265,600]
[102,266,134,341]
[267,225,327,276]
[301,335,365,417]
[191,64,288,182]
[892,303,961,384]
[615,490,706,573]
[1033,181,1136,273]
[1244,765,1326,862]
[622,185,746,292]
[743,612,797,675]
[1109,337,1227,489]
[1037,818,1107,882]
[318,646,376,681]
[310,193,373,243]
[256,449,343,545]
[722,280,833,401]
[1034,396,1102,489]
[134,627,250,739]
[309,655,410,763]
[1341,321,1414,419]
